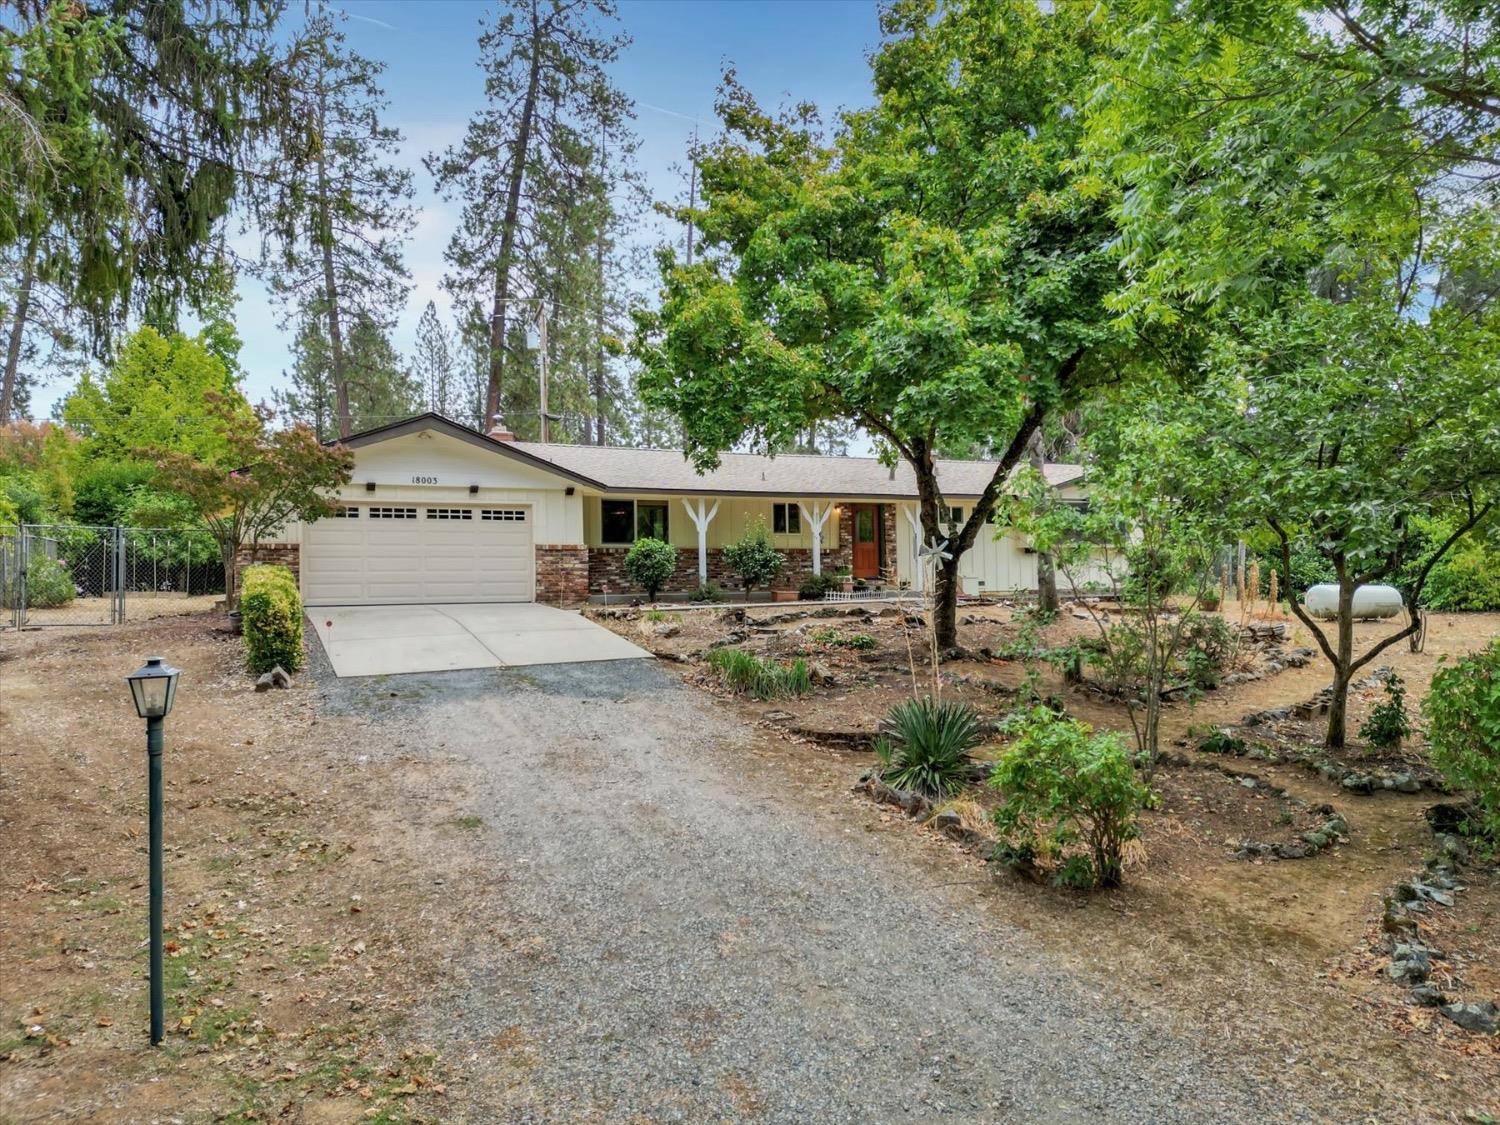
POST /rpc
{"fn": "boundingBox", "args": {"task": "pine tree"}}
[262,3,413,439]
[427,0,631,431]
[413,302,456,417]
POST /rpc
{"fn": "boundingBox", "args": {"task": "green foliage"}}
[807,627,876,651]
[1197,729,1247,756]
[688,582,724,604]
[240,565,304,675]
[721,518,783,593]
[1418,538,1500,612]
[873,696,986,800]
[990,707,1152,889]
[62,327,252,465]
[623,536,677,601]
[798,572,841,600]
[22,555,75,608]
[1360,674,1412,749]
[1180,616,1237,690]
[72,461,158,526]
[1424,642,1500,843]
[706,647,811,700]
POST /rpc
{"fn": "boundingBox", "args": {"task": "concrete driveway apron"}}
[307,603,650,677]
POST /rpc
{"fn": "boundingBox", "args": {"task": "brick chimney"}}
[487,415,516,442]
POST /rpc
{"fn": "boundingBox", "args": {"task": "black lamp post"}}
[125,656,180,1046]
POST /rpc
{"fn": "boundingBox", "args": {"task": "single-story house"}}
[245,413,1093,606]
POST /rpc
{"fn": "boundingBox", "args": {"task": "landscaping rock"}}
[807,661,837,687]
[1284,647,1315,667]
[269,664,293,689]
[1410,984,1447,1008]
[1439,1000,1499,1034]
[255,672,274,692]
[652,622,681,639]
[1387,943,1432,984]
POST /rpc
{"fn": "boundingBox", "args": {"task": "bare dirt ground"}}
[0,615,481,1123]
[595,598,1500,1119]
[8,593,222,629]
[4,602,1497,1122]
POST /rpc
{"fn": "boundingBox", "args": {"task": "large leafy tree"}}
[1089,0,1500,747]
[634,0,1133,648]
[261,3,414,439]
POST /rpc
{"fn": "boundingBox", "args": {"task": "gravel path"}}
[326,658,1341,1123]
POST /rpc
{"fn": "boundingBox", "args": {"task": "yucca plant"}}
[874,696,986,799]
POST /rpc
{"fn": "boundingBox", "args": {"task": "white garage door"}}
[302,504,534,605]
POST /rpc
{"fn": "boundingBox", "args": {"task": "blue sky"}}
[42,1,884,422]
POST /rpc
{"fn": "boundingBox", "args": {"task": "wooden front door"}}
[851,504,880,578]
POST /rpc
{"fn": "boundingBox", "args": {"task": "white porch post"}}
[903,504,924,592]
[681,498,720,584]
[797,501,834,575]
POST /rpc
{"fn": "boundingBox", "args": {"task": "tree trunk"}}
[1325,572,1357,749]
[1,234,38,424]
[486,4,544,427]
[593,228,607,445]
[1028,430,1058,613]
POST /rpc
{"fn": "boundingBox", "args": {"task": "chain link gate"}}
[4,524,227,628]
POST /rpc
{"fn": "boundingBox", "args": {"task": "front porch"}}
[583,496,904,600]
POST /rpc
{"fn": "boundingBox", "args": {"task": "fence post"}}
[18,524,29,627]
[115,526,126,625]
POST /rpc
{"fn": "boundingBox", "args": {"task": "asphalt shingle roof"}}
[508,441,1085,499]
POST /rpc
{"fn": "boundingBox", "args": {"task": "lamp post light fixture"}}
[125,656,180,1046]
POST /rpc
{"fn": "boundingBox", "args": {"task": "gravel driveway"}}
[323,657,1341,1123]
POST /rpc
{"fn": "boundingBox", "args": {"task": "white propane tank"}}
[1304,583,1404,621]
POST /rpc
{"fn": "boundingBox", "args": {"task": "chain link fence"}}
[2,524,226,628]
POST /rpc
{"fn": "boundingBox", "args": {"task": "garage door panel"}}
[302,504,534,605]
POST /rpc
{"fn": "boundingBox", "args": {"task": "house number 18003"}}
[411,475,438,484]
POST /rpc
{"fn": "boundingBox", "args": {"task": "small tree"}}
[623,536,676,602]
[1424,640,1500,843]
[154,398,353,607]
[722,517,783,595]
[1018,401,1238,769]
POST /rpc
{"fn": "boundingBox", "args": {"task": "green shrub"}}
[1359,673,1411,749]
[240,564,304,674]
[623,536,678,601]
[1423,641,1500,842]
[874,696,986,799]
[1180,614,1236,689]
[23,555,75,607]
[799,572,841,599]
[990,707,1152,888]
[807,627,876,650]
[1421,542,1500,611]
[722,517,784,593]
[689,582,724,603]
[706,647,811,700]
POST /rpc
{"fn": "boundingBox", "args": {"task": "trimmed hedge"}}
[241,564,304,674]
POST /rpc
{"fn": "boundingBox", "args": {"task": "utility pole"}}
[536,302,550,443]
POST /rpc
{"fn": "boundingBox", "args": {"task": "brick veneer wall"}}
[535,544,589,605]
[236,542,300,579]
[587,525,871,598]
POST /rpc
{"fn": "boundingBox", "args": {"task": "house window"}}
[772,503,801,535]
[600,499,669,544]
[368,506,417,519]
[945,506,965,525]
[333,506,359,518]
[636,501,669,541]
[481,509,526,521]
[426,508,473,520]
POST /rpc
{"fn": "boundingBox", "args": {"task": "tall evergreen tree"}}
[1,1,299,421]
[413,301,456,417]
[262,3,414,439]
[427,0,631,432]
[277,311,421,439]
